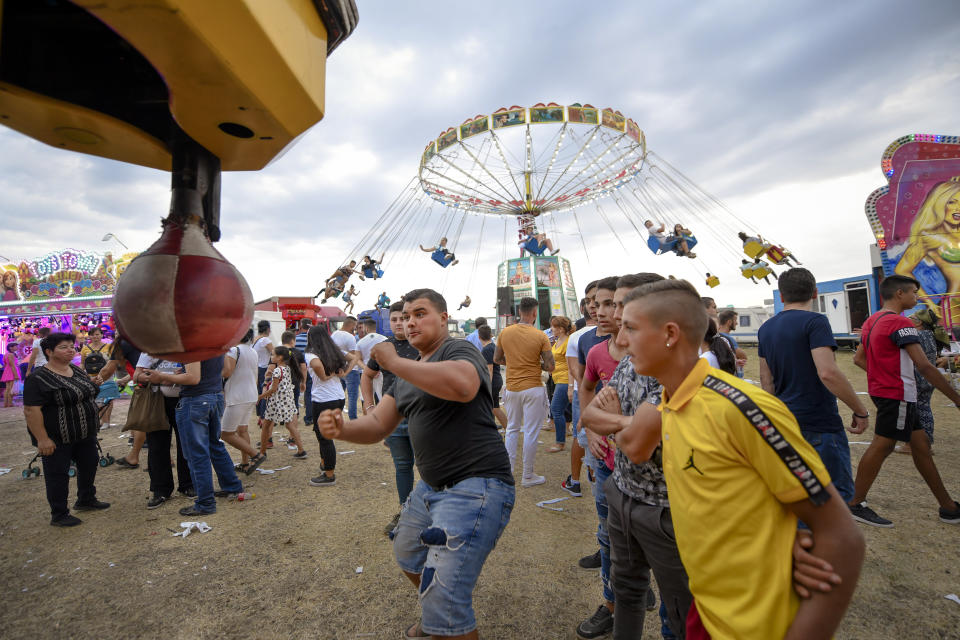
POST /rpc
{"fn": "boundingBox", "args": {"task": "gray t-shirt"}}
[609,355,669,508]
[390,338,514,489]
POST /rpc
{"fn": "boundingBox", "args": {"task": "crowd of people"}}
[12,268,960,639]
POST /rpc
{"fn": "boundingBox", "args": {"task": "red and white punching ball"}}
[114,221,253,362]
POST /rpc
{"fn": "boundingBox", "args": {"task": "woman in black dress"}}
[23,332,111,526]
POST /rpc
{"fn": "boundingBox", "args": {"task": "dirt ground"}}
[1,347,959,639]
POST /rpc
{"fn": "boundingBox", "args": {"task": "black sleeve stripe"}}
[702,375,830,506]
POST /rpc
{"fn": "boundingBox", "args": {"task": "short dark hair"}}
[596,276,619,293]
[281,330,296,344]
[718,309,738,326]
[623,279,709,348]
[880,274,920,300]
[478,325,493,340]
[778,268,817,303]
[38,326,52,337]
[519,297,538,313]
[617,272,664,290]
[240,329,254,344]
[345,316,357,323]
[362,318,377,331]
[389,301,404,313]
[40,332,76,359]
[299,318,313,329]
[584,280,599,295]
[402,288,447,313]
[474,317,487,328]
[257,320,271,334]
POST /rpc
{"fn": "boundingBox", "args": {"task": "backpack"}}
[84,344,108,375]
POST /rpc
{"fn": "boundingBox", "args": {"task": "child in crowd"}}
[2,342,20,407]
[258,347,307,459]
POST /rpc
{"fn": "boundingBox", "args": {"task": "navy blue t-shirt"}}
[757,310,842,432]
[179,355,226,397]
[577,328,611,366]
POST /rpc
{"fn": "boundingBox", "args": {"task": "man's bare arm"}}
[759,357,775,394]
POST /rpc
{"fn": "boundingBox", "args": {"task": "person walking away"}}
[141,354,244,516]
[23,332,111,526]
[258,347,307,459]
[318,288,513,640]
[133,352,197,508]
[26,326,51,376]
[2,342,20,407]
[478,325,508,429]
[618,278,864,639]
[356,318,387,412]
[253,320,274,424]
[758,267,869,505]
[295,319,314,426]
[221,329,266,474]
[362,301,421,533]
[547,316,573,453]
[494,296,555,486]
[304,325,350,486]
[331,316,362,420]
[700,318,737,375]
[848,275,960,526]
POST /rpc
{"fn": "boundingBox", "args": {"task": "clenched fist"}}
[317,408,345,440]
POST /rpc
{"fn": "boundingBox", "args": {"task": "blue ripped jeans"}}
[591,460,614,603]
[393,477,515,636]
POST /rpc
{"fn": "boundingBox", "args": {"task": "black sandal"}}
[245,453,266,475]
[234,462,249,473]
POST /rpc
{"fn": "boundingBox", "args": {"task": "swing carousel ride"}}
[327,102,801,314]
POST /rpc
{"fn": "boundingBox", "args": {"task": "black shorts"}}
[492,378,502,408]
[871,396,921,442]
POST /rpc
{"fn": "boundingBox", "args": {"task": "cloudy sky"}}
[1,0,958,320]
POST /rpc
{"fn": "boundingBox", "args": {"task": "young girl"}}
[701,318,737,375]
[304,325,349,486]
[2,343,20,407]
[258,346,306,459]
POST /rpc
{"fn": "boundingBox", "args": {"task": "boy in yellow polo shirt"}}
[617,279,864,639]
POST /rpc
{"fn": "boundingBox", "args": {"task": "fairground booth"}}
[496,254,579,330]
[0,248,138,352]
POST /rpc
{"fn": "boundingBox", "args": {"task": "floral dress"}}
[263,365,296,424]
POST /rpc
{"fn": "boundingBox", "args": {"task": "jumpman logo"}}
[683,448,704,475]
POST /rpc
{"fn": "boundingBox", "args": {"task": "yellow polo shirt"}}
[659,358,832,639]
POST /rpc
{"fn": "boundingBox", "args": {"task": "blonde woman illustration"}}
[894,180,960,320]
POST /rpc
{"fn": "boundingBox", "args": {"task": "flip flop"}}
[115,457,138,469]
[403,622,430,639]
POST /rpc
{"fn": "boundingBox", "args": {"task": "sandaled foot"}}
[403,621,430,639]
[547,443,565,453]
[246,453,266,475]
[115,457,138,469]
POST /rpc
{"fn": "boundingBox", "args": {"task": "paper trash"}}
[535,496,571,512]
[173,521,212,538]
[945,594,960,605]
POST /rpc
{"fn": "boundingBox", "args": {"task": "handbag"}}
[124,361,170,432]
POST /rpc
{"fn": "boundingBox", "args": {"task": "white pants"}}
[503,386,548,477]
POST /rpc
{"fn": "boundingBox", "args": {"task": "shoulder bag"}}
[124,361,170,433]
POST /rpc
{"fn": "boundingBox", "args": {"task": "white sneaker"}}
[521,474,546,487]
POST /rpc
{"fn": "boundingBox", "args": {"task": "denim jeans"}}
[591,461,614,603]
[801,429,854,504]
[256,366,268,418]
[176,393,243,512]
[394,477,515,636]
[386,421,415,505]
[550,382,570,444]
[345,369,361,420]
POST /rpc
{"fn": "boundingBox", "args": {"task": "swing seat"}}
[765,246,787,264]
[431,249,454,268]
[647,236,677,254]
[363,266,384,279]
[705,275,720,288]
[753,267,772,279]
[671,234,697,254]
[743,240,766,259]
[740,268,755,280]
[523,237,547,256]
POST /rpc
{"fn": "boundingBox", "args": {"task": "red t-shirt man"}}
[860,311,921,402]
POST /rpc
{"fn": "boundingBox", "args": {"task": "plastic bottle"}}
[231,492,256,501]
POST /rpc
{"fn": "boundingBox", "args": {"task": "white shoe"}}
[521,474,546,487]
